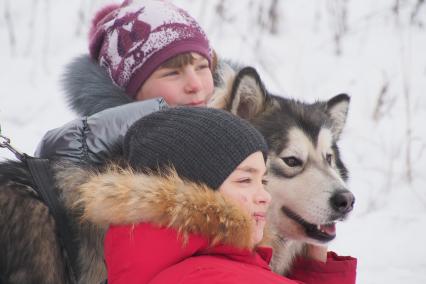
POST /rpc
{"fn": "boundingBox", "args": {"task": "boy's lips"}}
[186,100,206,106]
[253,212,266,222]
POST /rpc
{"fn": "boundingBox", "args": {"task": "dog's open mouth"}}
[281,206,336,242]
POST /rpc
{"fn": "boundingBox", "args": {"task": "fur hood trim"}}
[75,166,254,249]
[62,55,133,116]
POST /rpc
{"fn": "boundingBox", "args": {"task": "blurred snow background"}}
[1,0,425,283]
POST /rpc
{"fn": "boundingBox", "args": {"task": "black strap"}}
[25,157,79,283]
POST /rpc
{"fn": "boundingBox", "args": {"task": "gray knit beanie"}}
[123,107,268,189]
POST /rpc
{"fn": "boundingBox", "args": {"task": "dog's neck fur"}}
[269,231,306,275]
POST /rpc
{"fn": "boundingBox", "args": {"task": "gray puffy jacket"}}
[34,55,169,164]
[35,99,167,164]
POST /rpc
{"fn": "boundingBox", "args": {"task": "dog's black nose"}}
[330,190,355,214]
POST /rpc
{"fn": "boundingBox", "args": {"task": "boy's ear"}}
[208,61,237,110]
[228,67,268,120]
[210,49,218,73]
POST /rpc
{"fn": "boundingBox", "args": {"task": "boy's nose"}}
[184,70,202,93]
[255,186,271,206]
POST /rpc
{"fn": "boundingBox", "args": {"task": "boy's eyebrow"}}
[193,56,207,62]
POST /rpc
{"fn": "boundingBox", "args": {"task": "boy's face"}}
[218,151,271,245]
[136,53,214,106]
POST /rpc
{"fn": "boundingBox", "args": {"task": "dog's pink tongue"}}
[320,223,336,235]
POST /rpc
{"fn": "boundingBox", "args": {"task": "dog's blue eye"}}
[282,157,302,167]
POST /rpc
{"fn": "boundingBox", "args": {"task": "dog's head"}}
[211,66,354,245]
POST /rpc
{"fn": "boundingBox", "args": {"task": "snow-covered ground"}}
[1,0,425,283]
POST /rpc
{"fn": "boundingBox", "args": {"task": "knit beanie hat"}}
[123,107,268,189]
[89,0,212,98]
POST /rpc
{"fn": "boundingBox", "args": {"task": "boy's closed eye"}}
[235,176,267,185]
[196,63,209,71]
[237,178,252,184]
[194,57,209,68]
[160,69,180,77]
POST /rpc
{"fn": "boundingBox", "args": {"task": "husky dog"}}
[0,63,353,283]
[212,64,354,274]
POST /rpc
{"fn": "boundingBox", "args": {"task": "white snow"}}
[1,0,425,283]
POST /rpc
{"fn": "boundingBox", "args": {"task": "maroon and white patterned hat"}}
[89,0,212,98]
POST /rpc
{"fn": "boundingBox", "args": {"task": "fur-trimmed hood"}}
[62,55,133,116]
[74,166,256,249]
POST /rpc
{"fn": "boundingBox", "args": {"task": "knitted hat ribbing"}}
[123,107,268,189]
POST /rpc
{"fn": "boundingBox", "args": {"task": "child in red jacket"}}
[77,107,357,284]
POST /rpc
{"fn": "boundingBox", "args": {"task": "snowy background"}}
[1,0,425,283]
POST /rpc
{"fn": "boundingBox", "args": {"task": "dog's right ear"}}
[326,93,350,140]
[226,67,268,120]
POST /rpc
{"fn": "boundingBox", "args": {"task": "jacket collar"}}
[75,166,259,250]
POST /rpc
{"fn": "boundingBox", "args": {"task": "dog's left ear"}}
[326,94,350,140]
[228,67,268,120]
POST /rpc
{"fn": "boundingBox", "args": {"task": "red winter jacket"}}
[105,223,356,284]
[77,168,357,284]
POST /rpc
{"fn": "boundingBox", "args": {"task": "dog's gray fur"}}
[0,58,353,283]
